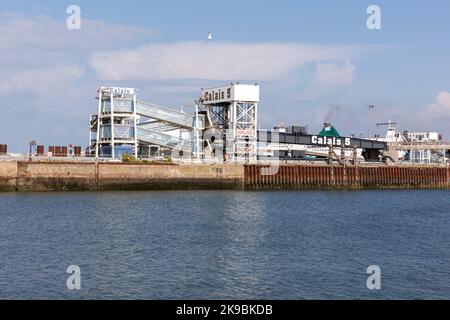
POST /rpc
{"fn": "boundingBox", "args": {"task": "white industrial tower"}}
[198,83,259,162]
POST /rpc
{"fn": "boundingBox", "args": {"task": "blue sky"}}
[1,0,450,151]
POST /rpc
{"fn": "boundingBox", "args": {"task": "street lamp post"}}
[28,140,37,161]
[368,105,375,138]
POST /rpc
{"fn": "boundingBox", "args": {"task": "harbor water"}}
[1,190,450,299]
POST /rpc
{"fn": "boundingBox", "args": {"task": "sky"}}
[1,0,450,152]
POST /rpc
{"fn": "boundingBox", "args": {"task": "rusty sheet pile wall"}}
[245,165,450,190]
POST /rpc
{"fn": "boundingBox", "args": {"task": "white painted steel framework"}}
[233,101,258,161]
[89,84,257,162]
[198,84,259,162]
[90,87,138,159]
[90,86,205,159]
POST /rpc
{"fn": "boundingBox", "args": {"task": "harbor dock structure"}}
[1,161,449,192]
[88,85,389,164]
[88,84,259,162]
[2,84,450,193]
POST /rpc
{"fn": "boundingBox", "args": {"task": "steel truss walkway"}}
[137,128,192,152]
[135,100,204,152]
[136,100,204,129]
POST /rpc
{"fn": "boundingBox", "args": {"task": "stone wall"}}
[0,161,17,192]
[0,161,245,192]
[98,163,244,190]
[16,161,97,191]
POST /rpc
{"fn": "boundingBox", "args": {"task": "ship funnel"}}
[319,122,341,137]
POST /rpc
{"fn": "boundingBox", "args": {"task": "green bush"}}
[164,156,172,163]
[122,154,137,163]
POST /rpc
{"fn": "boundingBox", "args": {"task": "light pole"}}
[368,105,375,138]
[28,140,37,161]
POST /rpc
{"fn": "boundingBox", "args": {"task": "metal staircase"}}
[137,128,192,152]
[136,100,204,129]
[135,100,204,152]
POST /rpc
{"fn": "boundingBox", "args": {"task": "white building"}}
[406,132,440,143]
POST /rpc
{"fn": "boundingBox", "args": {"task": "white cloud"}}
[89,41,363,81]
[0,14,157,151]
[296,60,356,100]
[421,91,450,119]
[0,13,155,50]
[0,14,155,78]
[313,60,355,88]
[0,63,85,96]
[0,13,372,151]
[0,14,157,94]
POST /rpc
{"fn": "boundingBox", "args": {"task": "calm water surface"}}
[1,190,450,299]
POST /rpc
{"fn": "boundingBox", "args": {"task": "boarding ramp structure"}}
[136,100,204,155]
[89,87,204,159]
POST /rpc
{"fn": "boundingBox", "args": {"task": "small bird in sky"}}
[208,32,213,40]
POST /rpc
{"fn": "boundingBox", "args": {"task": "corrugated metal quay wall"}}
[245,165,450,190]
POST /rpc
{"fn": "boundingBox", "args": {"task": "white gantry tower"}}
[198,83,259,162]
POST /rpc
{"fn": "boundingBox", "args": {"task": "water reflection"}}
[1,190,450,299]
